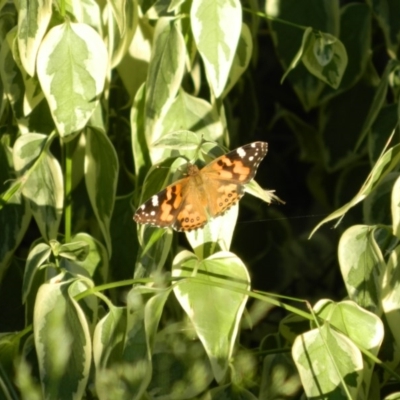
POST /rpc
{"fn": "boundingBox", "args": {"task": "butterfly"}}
[134,142,268,232]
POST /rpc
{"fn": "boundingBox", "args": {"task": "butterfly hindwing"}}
[173,189,208,231]
[205,179,245,218]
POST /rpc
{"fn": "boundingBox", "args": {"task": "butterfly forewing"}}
[200,141,268,218]
[202,142,268,184]
[134,179,187,228]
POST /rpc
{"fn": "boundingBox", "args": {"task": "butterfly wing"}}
[134,142,268,230]
[134,176,209,231]
[172,181,208,231]
[134,178,188,228]
[200,142,268,217]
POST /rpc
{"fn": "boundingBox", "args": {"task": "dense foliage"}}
[1,0,400,399]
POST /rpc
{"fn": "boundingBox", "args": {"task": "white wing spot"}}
[151,195,159,206]
[249,156,254,161]
[237,147,246,158]
[150,211,156,216]
[251,143,256,147]
[140,204,145,210]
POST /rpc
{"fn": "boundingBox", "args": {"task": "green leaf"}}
[355,59,399,151]
[266,0,340,110]
[0,27,25,120]
[191,0,242,97]
[93,287,171,399]
[110,194,139,282]
[186,205,239,258]
[172,250,250,382]
[245,180,284,205]
[93,305,129,399]
[69,233,109,281]
[260,353,302,399]
[57,241,90,262]
[281,27,313,84]
[17,0,52,76]
[135,156,186,206]
[331,3,371,91]
[292,325,363,399]
[0,332,22,377]
[93,305,126,366]
[369,104,398,164]
[222,23,253,97]
[152,129,205,167]
[149,328,213,398]
[338,225,384,314]
[393,175,400,239]
[78,0,102,28]
[131,83,152,188]
[302,30,348,89]
[34,274,92,399]
[153,130,202,150]
[314,300,384,399]
[6,18,45,118]
[206,383,258,399]
[310,143,400,236]
[135,225,173,279]
[363,172,397,226]
[14,336,43,399]
[85,129,119,256]
[0,191,31,281]
[0,140,32,280]
[108,0,138,68]
[37,21,107,137]
[385,392,400,400]
[382,245,400,368]
[145,18,185,141]
[159,89,224,144]
[367,0,400,55]
[320,80,376,171]
[22,242,51,303]
[13,133,63,241]
[167,0,186,13]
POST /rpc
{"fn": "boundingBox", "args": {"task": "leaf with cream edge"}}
[34,274,93,399]
[338,225,385,315]
[93,287,171,398]
[391,174,400,239]
[382,245,400,369]
[17,0,52,77]
[145,18,185,148]
[36,21,107,138]
[172,250,250,383]
[310,143,400,237]
[292,325,363,399]
[191,0,242,97]
[13,133,63,241]
[314,299,383,399]
[85,129,119,256]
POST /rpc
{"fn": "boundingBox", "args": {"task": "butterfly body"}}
[134,142,268,231]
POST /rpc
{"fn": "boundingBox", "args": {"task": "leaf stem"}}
[64,140,72,242]
[243,8,308,31]
[60,0,65,17]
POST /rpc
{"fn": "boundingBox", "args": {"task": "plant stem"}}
[243,7,308,31]
[64,140,72,242]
